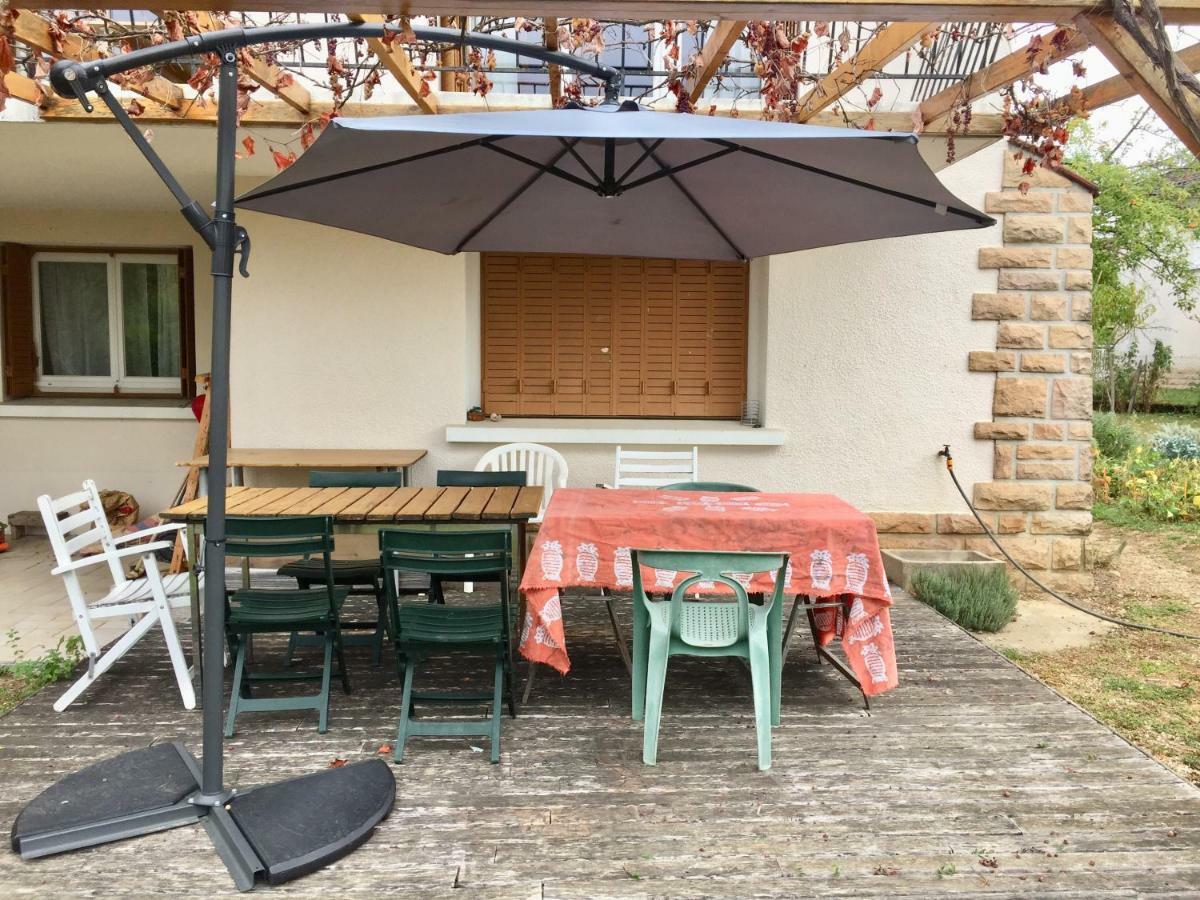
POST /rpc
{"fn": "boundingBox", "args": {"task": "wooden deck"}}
[2,590,1199,897]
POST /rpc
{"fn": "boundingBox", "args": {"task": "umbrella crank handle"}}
[233,227,251,277]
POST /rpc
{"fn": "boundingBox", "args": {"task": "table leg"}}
[768,590,783,727]
[517,523,528,574]
[632,592,648,721]
[187,523,204,706]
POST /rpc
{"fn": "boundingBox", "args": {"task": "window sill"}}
[445,418,786,446]
[0,399,194,421]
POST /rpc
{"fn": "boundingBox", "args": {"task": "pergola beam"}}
[919,26,1088,131]
[794,21,933,121]
[687,20,747,102]
[4,70,45,106]
[545,16,563,106]
[47,1,1200,25]
[4,8,184,109]
[190,12,312,113]
[348,12,439,113]
[1055,39,1200,113]
[1077,12,1200,156]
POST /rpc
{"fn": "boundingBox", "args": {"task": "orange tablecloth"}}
[518,488,898,696]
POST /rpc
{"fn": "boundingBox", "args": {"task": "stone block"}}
[980,247,1055,269]
[1017,461,1077,480]
[869,512,936,534]
[974,422,1030,440]
[1056,483,1094,510]
[985,191,1055,213]
[1068,422,1092,441]
[1051,378,1092,419]
[1058,191,1094,212]
[1056,246,1093,269]
[1048,324,1093,349]
[1021,352,1066,373]
[1065,269,1093,290]
[1052,537,1085,570]
[876,534,966,551]
[969,350,1016,372]
[936,514,986,535]
[1017,443,1076,460]
[1071,352,1093,375]
[973,482,1053,511]
[1033,423,1064,440]
[1004,215,1065,243]
[1071,293,1092,321]
[1031,512,1093,534]
[965,535,1051,569]
[997,513,1028,534]
[999,270,1061,291]
[1031,293,1068,320]
[994,378,1047,417]
[971,292,1026,320]
[995,443,1015,479]
[998,323,1045,349]
[1066,216,1092,244]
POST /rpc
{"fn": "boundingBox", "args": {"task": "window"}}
[481,253,748,419]
[1,245,194,399]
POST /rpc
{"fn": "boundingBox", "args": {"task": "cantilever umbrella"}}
[238,101,992,261]
[17,20,992,894]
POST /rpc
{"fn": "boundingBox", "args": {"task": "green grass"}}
[911,567,1018,632]
[1093,502,1200,537]
[1102,675,1196,703]
[1108,411,1200,439]
[1128,599,1192,622]
[1157,387,1200,409]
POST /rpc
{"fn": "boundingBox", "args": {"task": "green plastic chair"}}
[224,516,351,736]
[380,529,517,764]
[278,469,409,666]
[659,481,760,492]
[632,549,788,771]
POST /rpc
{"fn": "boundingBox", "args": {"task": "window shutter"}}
[707,261,750,418]
[613,257,645,416]
[584,255,614,416]
[481,254,521,414]
[517,255,555,416]
[0,243,36,399]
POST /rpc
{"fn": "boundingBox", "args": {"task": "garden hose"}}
[937,445,1200,642]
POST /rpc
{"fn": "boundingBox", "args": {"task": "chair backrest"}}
[226,516,335,561]
[378,529,512,579]
[38,479,125,588]
[475,442,567,521]
[631,549,788,648]
[437,469,527,488]
[660,481,758,493]
[309,470,406,488]
[614,446,699,489]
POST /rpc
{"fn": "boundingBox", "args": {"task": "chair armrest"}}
[51,542,173,576]
[112,522,187,544]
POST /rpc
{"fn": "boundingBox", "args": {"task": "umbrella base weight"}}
[10,743,396,891]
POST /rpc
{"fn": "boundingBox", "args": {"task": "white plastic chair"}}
[38,480,198,712]
[613,446,699,488]
[474,442,568,524]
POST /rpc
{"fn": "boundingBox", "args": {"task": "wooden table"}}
[162,483,543,701]
[177,448,428,492]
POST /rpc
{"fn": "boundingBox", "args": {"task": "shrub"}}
[1151,423,1200,460]
[911,567,1018,633]
[1093,411,1138,460]
[1093,448,1200,522]
[1,630,83,691]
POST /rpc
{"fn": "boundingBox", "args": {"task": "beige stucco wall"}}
[1,125,1003,521]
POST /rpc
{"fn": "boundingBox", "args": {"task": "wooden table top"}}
[177,448,427,468]
[161,485,543,524]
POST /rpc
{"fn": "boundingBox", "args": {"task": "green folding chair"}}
[659,482,760,492]
[224,516,351,736]
[380,529,517,764]
[278,470,410,666]
[632,549,788,771]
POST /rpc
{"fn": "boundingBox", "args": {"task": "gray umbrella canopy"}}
[237,102,992,261]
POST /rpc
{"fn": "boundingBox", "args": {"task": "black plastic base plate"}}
[10,742,203,859]
[227,759,396,885]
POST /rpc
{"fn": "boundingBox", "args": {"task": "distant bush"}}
[1094,448,1200,522]
[1151,423,1200,460]
[911,567,1018,633]
[1093,411,1138,460]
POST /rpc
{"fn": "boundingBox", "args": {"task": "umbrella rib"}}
[453,140,580,253]
[638,140,746,261]
[614,138,664,188]
[558,137,603,185]
[237,136,487,203]
[481,140,598,192]
[619,145,741,192]
[704,139,992,224]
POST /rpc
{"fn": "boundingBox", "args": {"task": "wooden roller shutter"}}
[0,243,36,399]
[482,253,748,419]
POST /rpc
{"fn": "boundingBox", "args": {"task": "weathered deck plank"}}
[1,594,1198,897]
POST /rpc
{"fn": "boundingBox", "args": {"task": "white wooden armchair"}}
[38,480,198,711]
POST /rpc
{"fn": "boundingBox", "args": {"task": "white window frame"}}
[32,251,182,395]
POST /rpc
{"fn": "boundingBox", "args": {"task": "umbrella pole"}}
[195,48,240,805]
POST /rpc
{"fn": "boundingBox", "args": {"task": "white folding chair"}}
[475,442,568,524]
[38,480,198,711]
[613,446,700,489]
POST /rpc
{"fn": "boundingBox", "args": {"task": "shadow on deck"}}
[1,590,1199,897]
